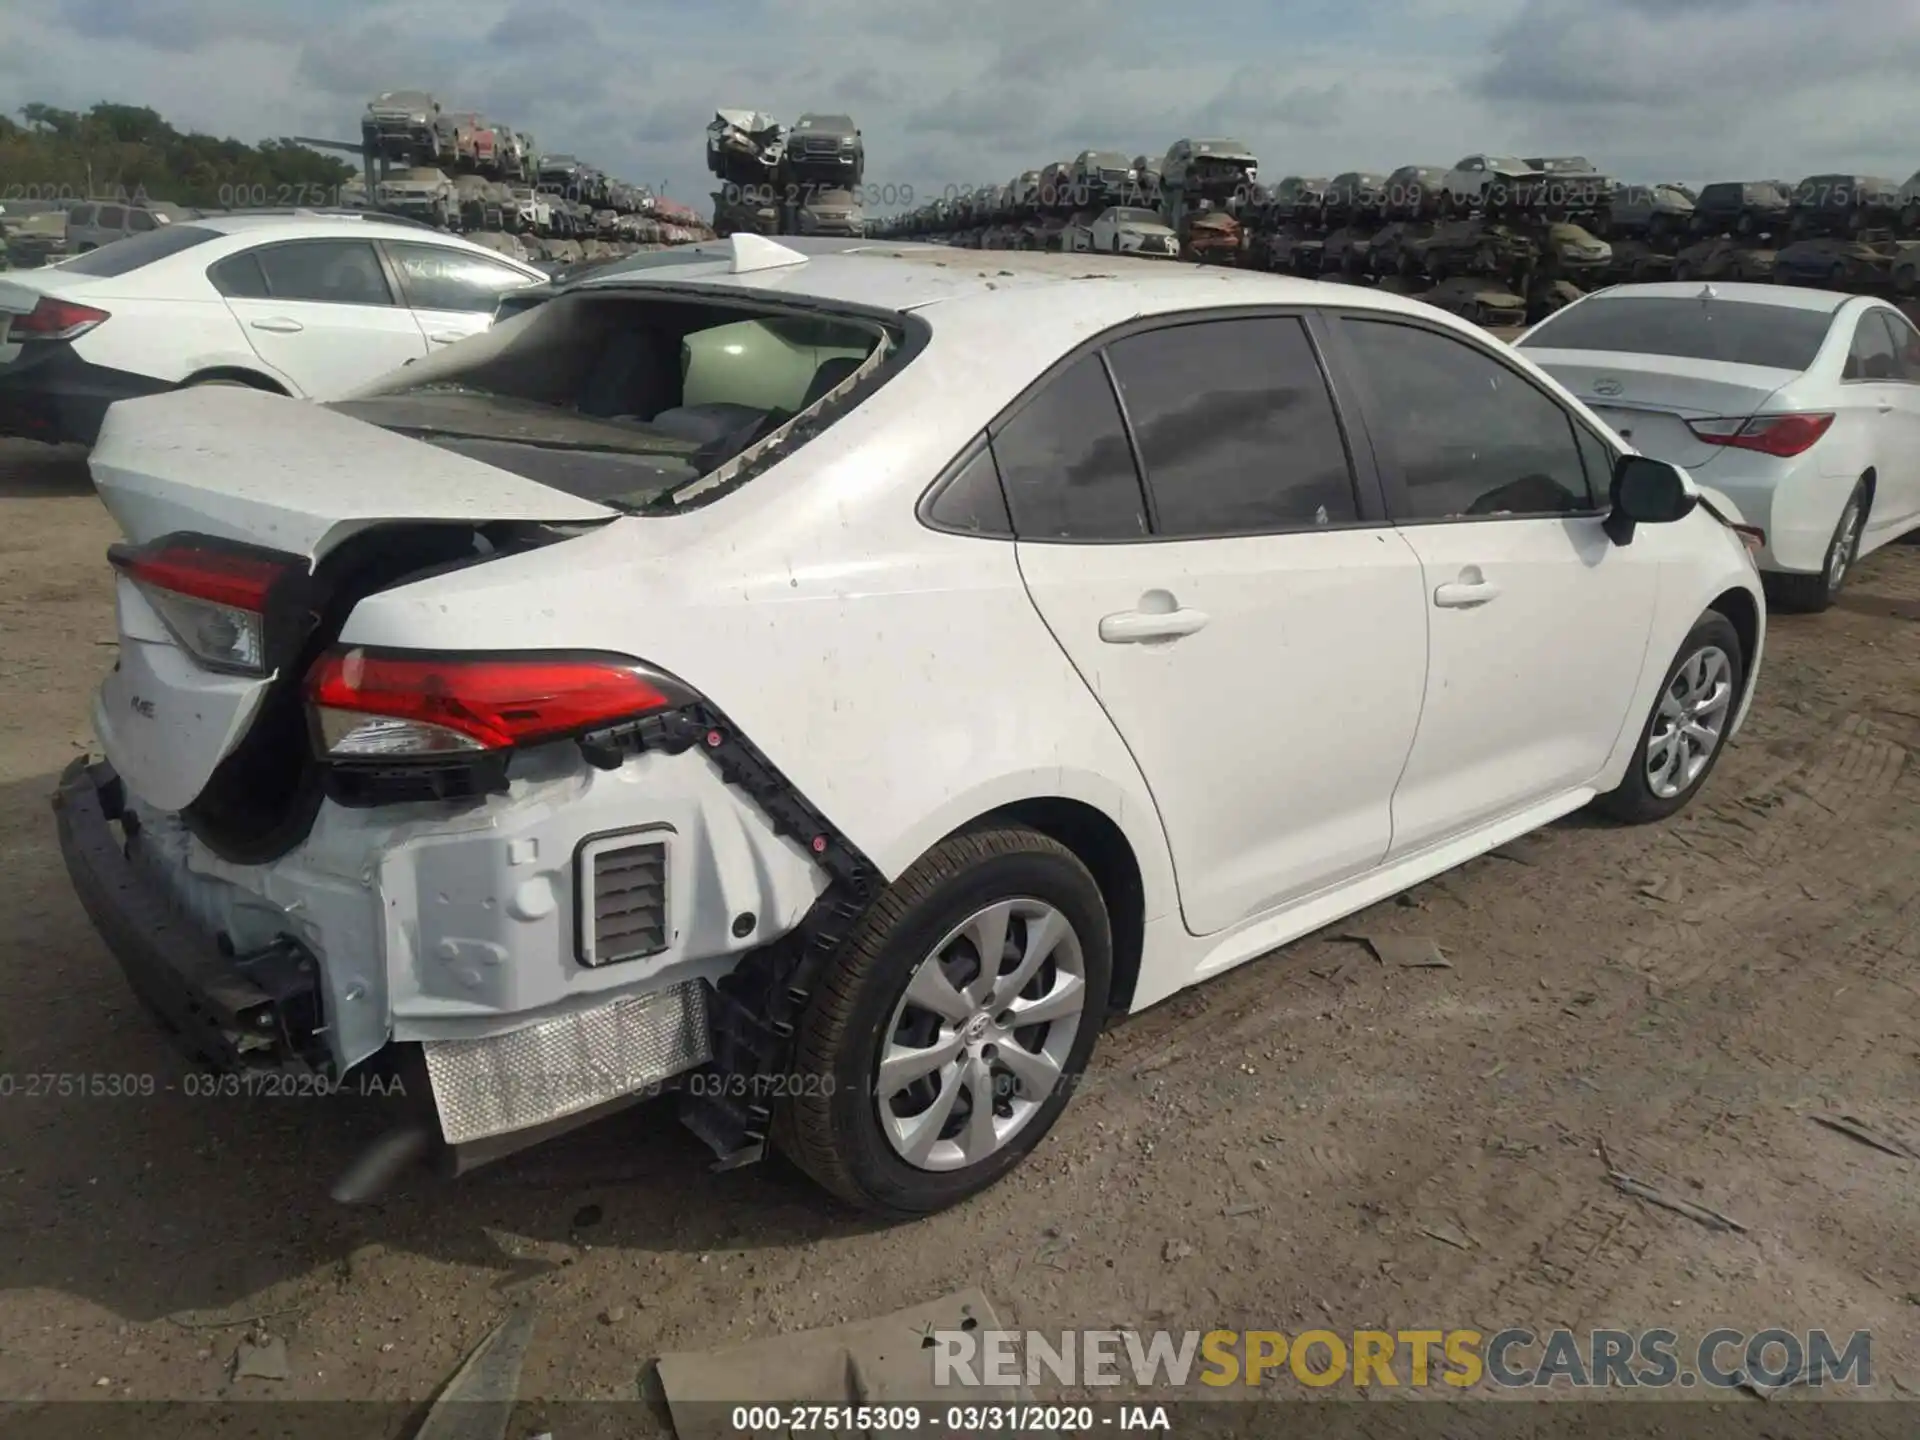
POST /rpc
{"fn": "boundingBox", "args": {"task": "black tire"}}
[772,826,1112,1215]
[1766,479,1868,613]
[1594,610,1745,824]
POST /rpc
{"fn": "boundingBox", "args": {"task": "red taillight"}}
[306,648,691,758]
[111,540,289,611]
[1685,412,1835,458]
[108,536,301,676]
[14,295,111,342]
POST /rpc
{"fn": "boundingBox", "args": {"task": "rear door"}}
[212,238,428,398]
[1867,308,1920,532]
[1010,313,1429,937]
[1329,311,1657,856]
[382,239,542,349]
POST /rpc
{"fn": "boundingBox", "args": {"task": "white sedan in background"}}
[57,239,1764,1216]
[1519,281,1920,611]
[0,211,544,446]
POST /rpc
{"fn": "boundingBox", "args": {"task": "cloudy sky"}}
[3,0,1917,212]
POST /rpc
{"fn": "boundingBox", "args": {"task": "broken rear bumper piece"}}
[52,703,880,1199]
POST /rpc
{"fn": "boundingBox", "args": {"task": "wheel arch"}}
[178,365,290,394]
[955,796,1149,1015]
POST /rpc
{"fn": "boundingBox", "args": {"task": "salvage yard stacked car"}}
[58,236,1767,1215]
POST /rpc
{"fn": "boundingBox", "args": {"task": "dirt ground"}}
[2,436,1918,1422]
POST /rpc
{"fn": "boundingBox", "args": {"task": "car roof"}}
[1579,281,1852,313]
[573,238,1478,337]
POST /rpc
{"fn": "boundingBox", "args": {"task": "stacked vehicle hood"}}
[708,110,785,176]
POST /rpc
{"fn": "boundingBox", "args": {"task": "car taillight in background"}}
[1685,412,1835,458]
[305,649,697,759]
[108,535,304,676]
[13,296,111,341]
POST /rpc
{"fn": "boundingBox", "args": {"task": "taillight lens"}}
[14,295,111,341]
[306,648,693,758]
[109,536,301,676]
[1685,412,1835,458]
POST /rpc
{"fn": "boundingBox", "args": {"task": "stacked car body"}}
[878,150,1920,324]
[706,109,868,239]
[358,88,713,263]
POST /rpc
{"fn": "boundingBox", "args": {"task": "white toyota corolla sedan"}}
[56,237,1766,1215]
[1518,281,1920,612]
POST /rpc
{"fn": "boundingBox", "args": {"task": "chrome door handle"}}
[248,317,303,333]
[1098,607,1209,643]
[427,331,465,344]
[1433,580,1501,608]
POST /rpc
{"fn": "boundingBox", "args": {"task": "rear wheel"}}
[773,826,1112,1215]
[1767,480,1867,613]
[1594,611,1744,824]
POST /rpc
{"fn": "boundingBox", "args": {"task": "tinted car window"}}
[56,224,221,276]
[207,250,270,299]
[1843,311,1901,381]
[127,209,158,233]
[992,354,1147,541]
[254,240,394,306]
[1347,318,1594,520]
[96,205,126,229]
[1104,317,1357,535]
[1519,296,1832,371]
[387,242,535,312]
[68,205,96,227]
[925,439,1012,536]
[1883,310,1920,380]
[1573,422,1617,501]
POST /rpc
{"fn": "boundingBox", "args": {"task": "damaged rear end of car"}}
[56,257,919,1199]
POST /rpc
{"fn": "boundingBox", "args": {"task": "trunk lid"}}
[1525,350,1794,469]
[89,385,615,812]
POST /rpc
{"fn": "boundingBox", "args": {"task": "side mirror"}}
[1604,455,1696,545]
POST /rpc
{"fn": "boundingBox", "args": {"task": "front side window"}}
[1104,316,1357,536]
[128,209,158,233]
[96,205,126,229]
[386,241,536,312]
[252,240,394,306]
[991,354,1147,541]
[1346,318,1595,521]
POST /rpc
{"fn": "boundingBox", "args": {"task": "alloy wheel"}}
[876,899,1086,1172]
[1645,645,1734,800]
[1828,493,1864,592]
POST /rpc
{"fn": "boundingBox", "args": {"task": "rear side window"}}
[1884,310,1920,380]
[991,354,1147,541]
[1843,311,1902,381]
[56,224,221,276]
[1104,317,1357,535]
[252,240,394,306]
[924,439,1012,536]
[386,241,536,312]
[96,205,126,229]
[207,251,270,299]
[1519,296,1832,371]
[68,204,96,227]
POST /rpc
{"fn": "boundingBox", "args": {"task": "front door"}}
[1332,312,1657,856]
[1006,315,1429,937]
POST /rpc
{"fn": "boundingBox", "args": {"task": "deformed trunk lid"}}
[89,385,615,811]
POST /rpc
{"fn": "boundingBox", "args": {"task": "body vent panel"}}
[577,832,668,966]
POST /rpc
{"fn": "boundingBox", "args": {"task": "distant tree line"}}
[0,102,353,207]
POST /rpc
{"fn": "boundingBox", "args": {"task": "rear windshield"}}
[329,291,903,512]
[1519,296,1833,371]
[57,224,220,276]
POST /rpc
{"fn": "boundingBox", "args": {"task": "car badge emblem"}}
[1592,378,1624,397]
